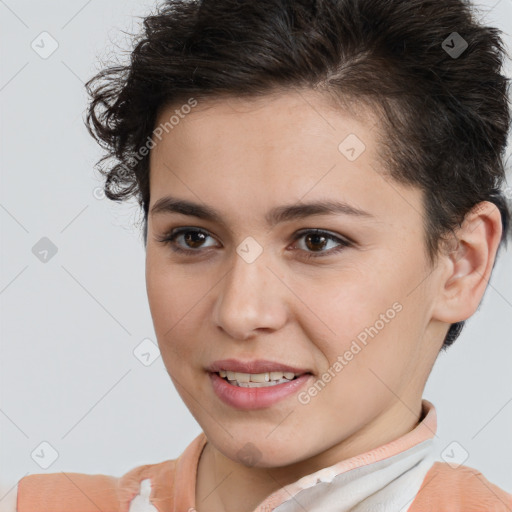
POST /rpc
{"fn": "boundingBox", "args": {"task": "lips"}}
[209,371,313,410]
[206,358,312,376]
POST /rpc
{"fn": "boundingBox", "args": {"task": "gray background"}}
[1,0,511,497]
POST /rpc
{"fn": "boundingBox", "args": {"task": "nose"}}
[213,246,288,341]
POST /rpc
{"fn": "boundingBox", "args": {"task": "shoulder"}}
[16,458,178,512]
[408,461,512,511]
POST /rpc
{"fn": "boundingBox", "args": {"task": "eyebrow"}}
[150,196,374,227]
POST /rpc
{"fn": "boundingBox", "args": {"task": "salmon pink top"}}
[15,399,512,511]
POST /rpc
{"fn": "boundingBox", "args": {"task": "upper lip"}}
[207,358,312,375]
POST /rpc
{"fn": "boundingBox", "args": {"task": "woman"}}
[10,0,512,510]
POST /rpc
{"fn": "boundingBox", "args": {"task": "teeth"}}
[218,370,302,386]
[236,379,290,388]
[250,373,270,383]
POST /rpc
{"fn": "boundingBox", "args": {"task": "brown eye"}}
[155,227,351,259]
[180,230,208,249]
[155,228,218,254]
[304,233,329,252]
[291,229,352,259]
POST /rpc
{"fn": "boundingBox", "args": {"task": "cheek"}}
[146,250,197,322]
[308,259,418,371]
[304,269,393,344]
[145,260,197,358]
[307,298,412,427]
[324,291,426,405]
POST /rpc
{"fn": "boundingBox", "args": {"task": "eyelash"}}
[154,227,352,260]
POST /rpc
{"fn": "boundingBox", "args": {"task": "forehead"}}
[148,90,423,230]
[153,89,379,151]
[150,90,376,183]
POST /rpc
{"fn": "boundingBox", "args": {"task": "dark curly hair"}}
[85,0,511,350]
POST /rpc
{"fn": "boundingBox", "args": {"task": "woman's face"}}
[145,90,448,468]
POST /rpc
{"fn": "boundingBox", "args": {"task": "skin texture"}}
[144,90,502,512]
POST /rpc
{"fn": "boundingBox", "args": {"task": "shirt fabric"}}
[15,399,512,511]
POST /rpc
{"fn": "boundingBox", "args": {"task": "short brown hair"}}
[85,0,511,349]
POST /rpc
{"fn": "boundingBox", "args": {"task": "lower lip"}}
[209,372,312,410]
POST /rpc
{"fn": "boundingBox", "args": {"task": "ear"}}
[431,201,503,324]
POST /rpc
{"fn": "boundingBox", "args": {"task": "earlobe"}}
[431,201,502,324]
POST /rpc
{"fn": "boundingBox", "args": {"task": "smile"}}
[217,370,302,387]
[209,371,312,410]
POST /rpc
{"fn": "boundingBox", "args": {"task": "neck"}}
[194,399,423,512]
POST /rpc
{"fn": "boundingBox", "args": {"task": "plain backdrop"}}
[1,0,511,497]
